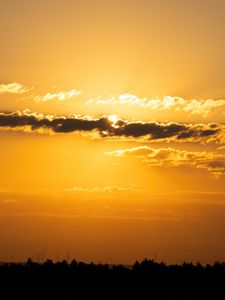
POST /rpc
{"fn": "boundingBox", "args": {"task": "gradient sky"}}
[1,0,225,264]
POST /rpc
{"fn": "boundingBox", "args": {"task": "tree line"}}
[0,258,225,299]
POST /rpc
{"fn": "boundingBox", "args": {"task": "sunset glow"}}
[108,114,118,124]
[1,0,225,265]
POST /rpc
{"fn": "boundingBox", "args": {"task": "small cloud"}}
[105,146,150,157]
[183,99,225,117]
[0,83,31,94]
[35,89,81,102]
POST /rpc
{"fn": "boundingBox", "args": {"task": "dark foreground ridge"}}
[1,258,225,299]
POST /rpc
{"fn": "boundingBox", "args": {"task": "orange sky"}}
[1,0,225,264]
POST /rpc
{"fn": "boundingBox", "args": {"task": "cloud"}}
[0,83,31,94]
[118,94,186,110]
[183,99,225,117]
[109,120,222,144]
[86,94,185,109]
[0,110,112,134]
[35,89,81,102]
[65,186,135,193]
[86,94,225,118]
[0,110,223,144]
[105,146,225,176]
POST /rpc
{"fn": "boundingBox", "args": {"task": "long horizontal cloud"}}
[65,186,135,193]
[0,111,224,143]
[86,94,225,118]
[0,110,112,132]
[105,146,225,176]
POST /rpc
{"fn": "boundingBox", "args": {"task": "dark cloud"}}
[114,122,187,139]
[50,117,111,133]
[0,111,222,143]
[0,112,112,133]
[112,120,221,142]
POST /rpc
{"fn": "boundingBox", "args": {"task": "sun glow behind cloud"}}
[107,114,118,124]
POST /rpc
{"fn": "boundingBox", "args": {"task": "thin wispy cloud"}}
[65,186,136,193]
[35,89,81,102]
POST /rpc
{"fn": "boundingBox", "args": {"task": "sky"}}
[1,0,225,264]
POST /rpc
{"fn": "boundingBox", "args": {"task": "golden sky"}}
[1,0,225,264]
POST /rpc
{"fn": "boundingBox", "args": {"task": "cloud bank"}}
[0,111,223,143]
[105,146,225,176]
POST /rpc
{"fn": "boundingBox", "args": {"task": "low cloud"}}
[0,83,31,94]
[0,111,223,144]
[35,89,81,102]
[105,146,225,176]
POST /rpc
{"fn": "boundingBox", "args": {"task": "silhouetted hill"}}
[0,258,225,299]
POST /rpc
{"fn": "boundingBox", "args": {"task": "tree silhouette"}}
[0,258,225,299]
